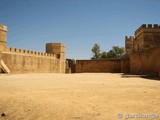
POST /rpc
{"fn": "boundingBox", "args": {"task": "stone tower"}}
[46,43,65,59]
[46,43,65,73]
[125,36,134,56]
[134,24,160,52]
[0,24,7,52]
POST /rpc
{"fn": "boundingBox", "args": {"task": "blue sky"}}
[0,0,160,59]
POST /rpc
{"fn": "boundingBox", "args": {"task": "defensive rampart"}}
[76,60,121,73]
[0,24,65,73]
[130,46,160,76]
[75,59,130,73]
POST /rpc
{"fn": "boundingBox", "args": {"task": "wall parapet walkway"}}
[5,47,58,58]
[0,24,66,73]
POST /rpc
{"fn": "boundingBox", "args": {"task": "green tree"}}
[91,43,101,60]
[106,50,116,59]
[111,46,124,59]
[91,44,125,60]
[100,51,108,59]
[105,46,124,59]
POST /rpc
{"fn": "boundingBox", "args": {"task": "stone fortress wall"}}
[129,46,160,76]
[75,58,130,73]
[75,24,160,76]
[126,24,160,76]
[0,24,66,73]
[125,24,160,55]
[76,60,121,73]
[1,23,160,76]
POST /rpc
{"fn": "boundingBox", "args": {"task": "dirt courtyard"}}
[0,73,160,120]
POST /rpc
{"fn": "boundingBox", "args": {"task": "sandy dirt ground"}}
[0,73,160,120]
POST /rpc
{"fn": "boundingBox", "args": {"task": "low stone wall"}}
[0,51,65,73]
[130,46,160,76]
[76,60,121,73]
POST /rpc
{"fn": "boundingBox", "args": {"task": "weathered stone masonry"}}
[1,23,160,76]
[126,24,160,76]
[0,24,66,73]
[75,58,130,73]
[75,24,160,76]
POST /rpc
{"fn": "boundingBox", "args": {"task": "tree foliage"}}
[91,43,101,60]
[108,46,125,59]
[100,51,108,59]
[91,44,124,60]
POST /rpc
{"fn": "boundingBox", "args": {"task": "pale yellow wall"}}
[0,24,66,73]
[0,24,7,52]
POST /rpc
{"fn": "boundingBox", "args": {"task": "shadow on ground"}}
[121,73,160,81]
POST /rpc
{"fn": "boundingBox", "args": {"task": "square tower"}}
[0,24,7,51]
[46,43,66,73]
[125,36,134,56]
[134,24,160,52]
[46,43,65,60]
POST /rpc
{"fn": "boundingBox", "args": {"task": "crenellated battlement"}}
[125,24,160,53]
[125,36,134,56]
[4,47,58,58]
[125,36,134,41]
[135,24,160,36]
[0,23,66,73]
